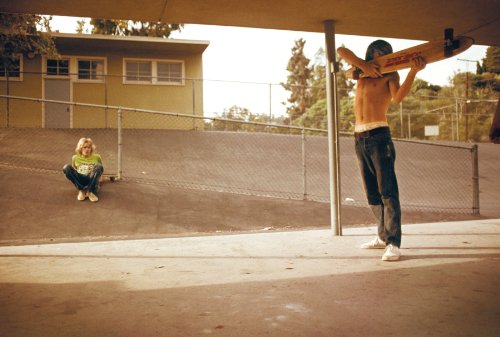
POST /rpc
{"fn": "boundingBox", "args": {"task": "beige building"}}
[0,33,209,129]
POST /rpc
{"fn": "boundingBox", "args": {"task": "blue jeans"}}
[63,164,103,194]
[354,127,402,247]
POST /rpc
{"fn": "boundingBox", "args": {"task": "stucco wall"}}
[0,56,43,128]
[1,39,206,130]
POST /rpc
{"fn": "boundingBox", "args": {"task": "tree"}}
[473,46,500,93]
[410,78,441,96]
[211,105,284,132]
[294,45,355,131]
[89,18,182,38]
[0,13,58,70]
[483,46,500,74]
[75,19,89,34]
[282,38,312,123]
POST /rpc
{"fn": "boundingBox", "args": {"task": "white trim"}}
[74,56,107,83]
[43,56,71,79]
[0,54,23,82]
[123,57,185,86]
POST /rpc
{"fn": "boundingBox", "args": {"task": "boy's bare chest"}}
[358,78,391,99]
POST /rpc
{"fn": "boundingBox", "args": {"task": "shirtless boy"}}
[337,40,426,261]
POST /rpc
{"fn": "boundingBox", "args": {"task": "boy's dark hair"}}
[365,40,393,61]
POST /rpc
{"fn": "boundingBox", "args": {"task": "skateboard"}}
[99,174,117,186]
[345,28,474,80]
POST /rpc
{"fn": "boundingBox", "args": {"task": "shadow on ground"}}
[1,257,498,337]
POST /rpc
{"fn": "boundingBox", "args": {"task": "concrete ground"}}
[0,219,499,337]
[0,129,498,336]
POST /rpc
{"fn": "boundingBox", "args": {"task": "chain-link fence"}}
[1,72,496,140]
[0,93,480,214]
[385,95,497,143]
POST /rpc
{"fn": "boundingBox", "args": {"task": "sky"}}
[50,16,489,117]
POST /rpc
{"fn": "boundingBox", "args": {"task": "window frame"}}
[0,54,23,81]
[75,57,107,83]
[123,58,185,86]
[44,57,71,79]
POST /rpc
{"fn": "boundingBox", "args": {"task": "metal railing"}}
[1,72,497,142]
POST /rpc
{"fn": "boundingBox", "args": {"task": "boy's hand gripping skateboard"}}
[345,28,474,80]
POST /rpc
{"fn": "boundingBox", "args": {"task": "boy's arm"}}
[337,47,382,78]
[390,57,426,104]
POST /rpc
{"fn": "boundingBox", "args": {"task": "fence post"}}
[301,128,307,200]
[192,79,196,130]
[408,112,412,139]
[117,107,123,180]
[104,74,108,128]
[400,102,404,138]
[471,144,480,214]
[6,74,10,127]
[269,83,272,122]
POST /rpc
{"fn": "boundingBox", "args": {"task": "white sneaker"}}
[88,192,99,203]
[77,190,87,201]
[361,237,386,249]
[382,244,401,261]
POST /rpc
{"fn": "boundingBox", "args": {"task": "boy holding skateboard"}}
[337,40,426,261]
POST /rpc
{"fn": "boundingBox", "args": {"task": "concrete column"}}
[324,20,342,236]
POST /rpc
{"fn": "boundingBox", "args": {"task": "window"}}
[78,59,105,81]
[124,59,184,85]
[157,62,182,84]
[47,59,69,76]
[0,56,22,80]
[125,61,152,82]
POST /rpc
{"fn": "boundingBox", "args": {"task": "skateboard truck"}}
[444,28,460,57]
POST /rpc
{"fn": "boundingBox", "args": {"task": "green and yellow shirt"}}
[72,154,103,175]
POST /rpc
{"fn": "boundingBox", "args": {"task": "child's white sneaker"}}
[361,236,386,249]
[382,244,401,261]
[77,190,87,201]
[88,192,99,202]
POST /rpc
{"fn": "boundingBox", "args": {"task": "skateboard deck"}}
[346,30,474,80]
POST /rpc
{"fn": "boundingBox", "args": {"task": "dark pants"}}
[354,127,402,247]
[63,164,103,194]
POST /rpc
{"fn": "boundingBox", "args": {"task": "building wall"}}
[1,41,205,130]
[103,51,204,130]
[0,56,43,128]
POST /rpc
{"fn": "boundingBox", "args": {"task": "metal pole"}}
[400,102,404,138]
[324,20,342,236]
[192,79,196,130]
[6,74,10,128]
[408,112,411,139]
[301,128,307,200]
[465,73,469,141]
[117,107,123,180]
[269,83,272,123]
[451,111,454,141]
[471,144,480,214]
[104,74,108,128]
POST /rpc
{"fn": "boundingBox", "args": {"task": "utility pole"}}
[458,58,478,141]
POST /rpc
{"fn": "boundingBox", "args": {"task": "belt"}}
[354,127,390,140]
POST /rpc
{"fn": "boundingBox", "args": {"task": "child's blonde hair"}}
[75,137,96,155]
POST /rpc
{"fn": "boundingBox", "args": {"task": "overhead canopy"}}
[1,0,499,46]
